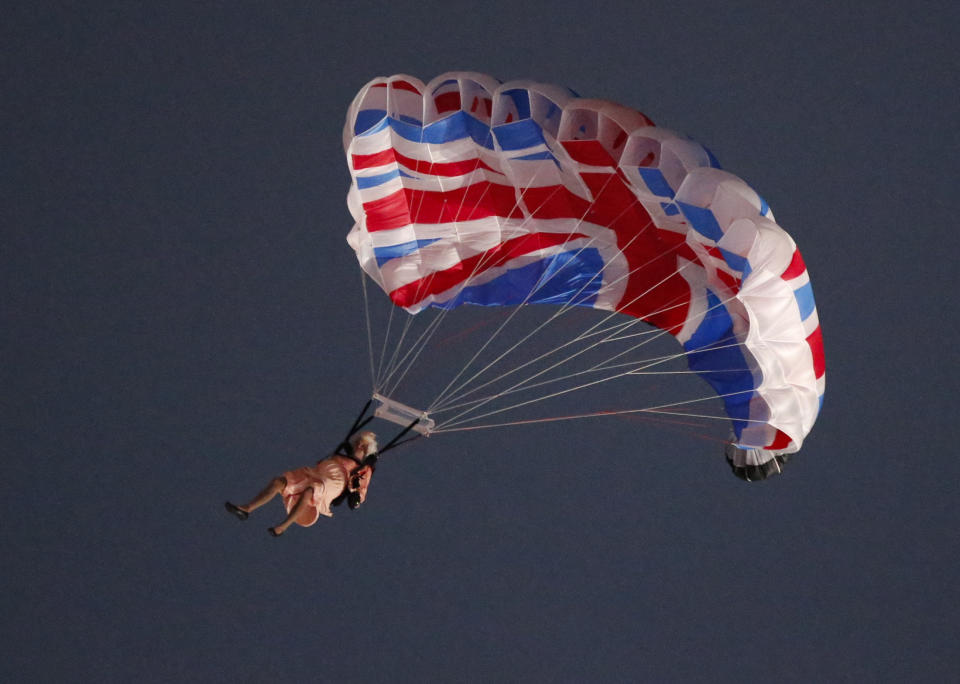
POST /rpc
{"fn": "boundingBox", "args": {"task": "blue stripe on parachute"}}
[374,238,441,267]
[677,202,724,241]
[354,110,387,136]
[793,281,816,320]
[429,248,604,309]
[718,247,748,273]
[354,110,573,151]
[502,89,532,120]
[355,110,495,147]
[494,120,546,150]
[683,289,756,440]
[356,168,415,189]
[758,194,770,217]
[637,168,675,198]
[423,111,495,147]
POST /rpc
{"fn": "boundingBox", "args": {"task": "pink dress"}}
[281,457,348,527]
[280,455,375,527]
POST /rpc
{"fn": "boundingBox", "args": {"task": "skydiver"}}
[224,431,378,536]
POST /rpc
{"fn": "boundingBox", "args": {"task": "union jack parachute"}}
[343,72,824,480]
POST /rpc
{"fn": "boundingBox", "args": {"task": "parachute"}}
[342,72,824,480]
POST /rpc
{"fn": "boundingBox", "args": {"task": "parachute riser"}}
[336,394,433,461]
[334,399,376,457]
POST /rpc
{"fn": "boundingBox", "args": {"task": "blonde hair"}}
[350,431,378,456]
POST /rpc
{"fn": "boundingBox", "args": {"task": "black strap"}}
[335,399,375,457]
[376,417,422,455]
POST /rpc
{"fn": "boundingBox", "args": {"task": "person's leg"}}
[269,489,315,536]
[235,476,286,514]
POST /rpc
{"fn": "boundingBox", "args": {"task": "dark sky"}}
[4,2,958,681]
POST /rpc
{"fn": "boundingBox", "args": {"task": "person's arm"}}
[352,465,374,504]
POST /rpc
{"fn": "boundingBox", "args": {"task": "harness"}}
[330,399,423,509]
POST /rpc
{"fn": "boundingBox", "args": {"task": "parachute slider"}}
[372,393,435,436]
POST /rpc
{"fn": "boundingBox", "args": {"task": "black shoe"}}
[224,501,249,521]
[268,527,282,537]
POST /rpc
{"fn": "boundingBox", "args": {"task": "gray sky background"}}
[3,1,958,681]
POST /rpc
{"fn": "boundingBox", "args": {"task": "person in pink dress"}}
[225,431,378,536]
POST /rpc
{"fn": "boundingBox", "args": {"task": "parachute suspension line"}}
[601,327,678,343]
[420,169,632,409]
[432,352,683,414]
[422,168,581,409]
[426,173,628,411]
[433,260,697,425]
[381,311,447,397]
[439,287,748,427]
[360,270,377,391]
[363,155,723,429]
[377,186,472,393]
[572,317,639,341]
[436,377,758,431]
[426,310,712,413]
[379,306,418,391]
[428,215,692,411]
[373,161,454,395]
[378,221,504,396]
[433,283,744,428]
[382,183,530,394]
[427,186,691,410]
[372,111,441,390]
[376,199,465,389]
[431,250,694,414]
[432,339,750,415]
[432,346,682,415]
[420,182,579,410]
[581,291,707,346]
[433,413,739,446]
[379,164,557,398]
[431,395,769,434]
[374,291,398,390]
[567,291,707,372]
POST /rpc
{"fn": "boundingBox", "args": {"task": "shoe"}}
[268,527,283,537]
[224,501,249,521]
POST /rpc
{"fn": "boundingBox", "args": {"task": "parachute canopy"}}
[342,72,824,476]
